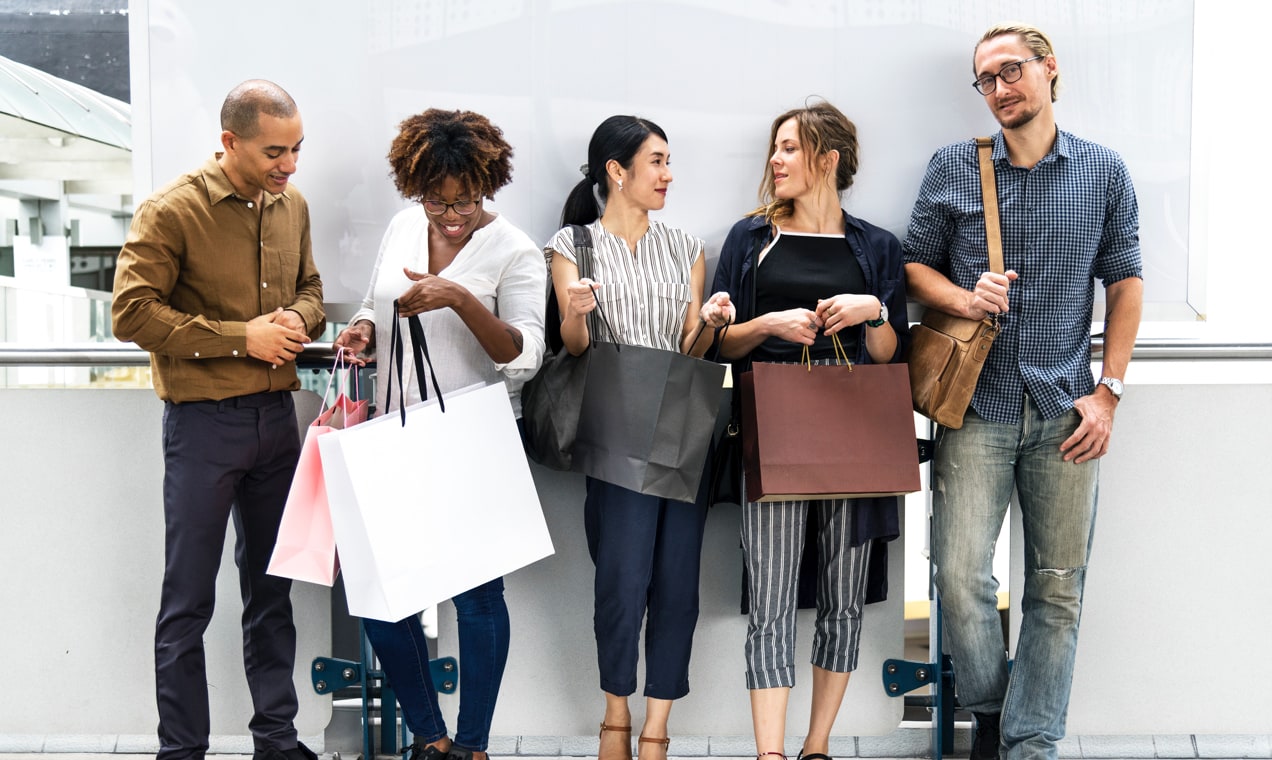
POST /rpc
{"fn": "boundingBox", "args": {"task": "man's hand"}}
[1061,391,1118,463]
[274,308,308,333]
[967,269,1019,319]
[246,307,310,367]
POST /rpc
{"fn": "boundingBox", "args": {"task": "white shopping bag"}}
[319,381,553,622]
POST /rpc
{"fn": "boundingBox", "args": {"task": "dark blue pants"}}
[155,391,302,760]
[361,577,510,751]
[584,477,708,700]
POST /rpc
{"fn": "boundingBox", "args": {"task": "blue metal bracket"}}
[882,657,937,695]
[312,649,460,760]
[311,655,459,695]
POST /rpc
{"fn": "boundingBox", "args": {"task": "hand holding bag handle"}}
[907,136,1004,429]
[522,224,619,469]
[384,300,446,425]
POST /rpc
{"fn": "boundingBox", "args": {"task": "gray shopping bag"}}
[571,342,726,503]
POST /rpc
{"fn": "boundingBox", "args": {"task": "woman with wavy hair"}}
[710,100,908,760]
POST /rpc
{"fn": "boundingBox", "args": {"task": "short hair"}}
[976,23,1061,102]
[387,109,514,202]
[753,100,859,223]
[220,80,298,138]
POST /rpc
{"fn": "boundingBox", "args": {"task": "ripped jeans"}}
[932,396,1098,760]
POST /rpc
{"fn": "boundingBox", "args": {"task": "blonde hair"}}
[976,22,1060,102]
[750,100,859,223]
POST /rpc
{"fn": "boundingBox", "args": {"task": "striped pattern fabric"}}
[902,130,1143,424]
[546,219,703,350]
[741,357,873,689]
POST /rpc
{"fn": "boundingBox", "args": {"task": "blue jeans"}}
[361,577,510,751]
[931,398,1098,760]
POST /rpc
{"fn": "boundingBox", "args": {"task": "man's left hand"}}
[275,309,308,333]
[1060,392,1118,463]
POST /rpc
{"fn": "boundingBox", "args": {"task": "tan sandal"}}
[638,735,670,760]
[598,722,632,760]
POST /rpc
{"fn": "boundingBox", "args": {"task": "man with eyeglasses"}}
[902,23,1144,760]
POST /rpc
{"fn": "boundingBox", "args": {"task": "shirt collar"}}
[742,209,865,235]
[991,128,1072,164]
[202,153,291,207]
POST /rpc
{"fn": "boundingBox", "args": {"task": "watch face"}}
[1102,377,1123,396]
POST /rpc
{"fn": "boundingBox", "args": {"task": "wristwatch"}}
[1098,376,1124,400]
[865,301,888,328]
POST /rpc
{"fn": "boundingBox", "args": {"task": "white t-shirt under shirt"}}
[545,219,703,351]
[350,206,547,417]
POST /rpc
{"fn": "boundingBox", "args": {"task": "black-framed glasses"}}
[422,199,479,216]
[972,56,1043,95]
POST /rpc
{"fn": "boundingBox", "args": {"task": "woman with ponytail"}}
[544,115,732,760]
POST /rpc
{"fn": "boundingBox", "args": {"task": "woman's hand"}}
[699,291,736,328]
[767,308,822,345]
[815,294,883,335]
[397,268,464,317]
[565,277,602,318]
[333,320,375,366]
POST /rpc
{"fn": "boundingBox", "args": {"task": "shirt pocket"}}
[652,281,691,307]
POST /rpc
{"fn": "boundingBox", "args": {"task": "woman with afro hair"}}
[334,108,546,760]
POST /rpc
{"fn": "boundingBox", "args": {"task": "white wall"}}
[130,0,1198,318]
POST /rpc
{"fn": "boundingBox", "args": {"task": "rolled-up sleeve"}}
[492,239,548,383]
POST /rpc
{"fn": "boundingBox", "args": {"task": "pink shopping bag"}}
[267,355,368,585]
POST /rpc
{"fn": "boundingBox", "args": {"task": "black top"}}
[753,231,866,363]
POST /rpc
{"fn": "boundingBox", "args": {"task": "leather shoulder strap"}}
[976,137,1004,275]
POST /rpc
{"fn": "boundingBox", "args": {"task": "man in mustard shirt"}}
[112,79,324,760]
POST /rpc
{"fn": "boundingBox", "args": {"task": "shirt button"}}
[193,351,200,357]
[262,282,268,288]
[247,201,254,209]
[232,350,239,357]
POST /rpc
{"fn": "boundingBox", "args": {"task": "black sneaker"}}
[254,742,318,760]
[969,712,1001,760]
[404,740,450,760]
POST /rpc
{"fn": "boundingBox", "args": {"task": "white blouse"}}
[545,219,703,351]
[351,207,547,417]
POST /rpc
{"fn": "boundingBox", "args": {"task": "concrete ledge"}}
[1078,736,1157,758]
[2,734,1270,757]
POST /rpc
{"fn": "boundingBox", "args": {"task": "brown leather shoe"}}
[599,721,632,760]
[638,735,670,760]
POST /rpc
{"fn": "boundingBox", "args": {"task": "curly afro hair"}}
[387,109,514,201]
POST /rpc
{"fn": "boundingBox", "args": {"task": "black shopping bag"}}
[571,342,726,503]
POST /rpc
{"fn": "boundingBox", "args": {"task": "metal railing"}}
[1,338,1270,367]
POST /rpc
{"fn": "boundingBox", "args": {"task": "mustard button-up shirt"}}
[112,155,325,403]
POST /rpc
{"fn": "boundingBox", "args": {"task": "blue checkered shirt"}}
[902,130,1143,424]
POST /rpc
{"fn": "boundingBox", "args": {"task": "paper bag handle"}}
[385,301,446,426]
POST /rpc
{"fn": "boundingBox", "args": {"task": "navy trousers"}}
[584,477,709,700]
[155,391,302,760]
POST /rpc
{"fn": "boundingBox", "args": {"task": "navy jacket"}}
[712,211,910,606]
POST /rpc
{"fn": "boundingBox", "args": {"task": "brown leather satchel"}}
[908,137,1003,429]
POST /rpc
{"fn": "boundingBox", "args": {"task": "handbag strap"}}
[569,223,620,349]
[976,136,1004,275]
[384,300,446,426]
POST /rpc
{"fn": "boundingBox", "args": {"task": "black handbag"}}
[521,225,608,470]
